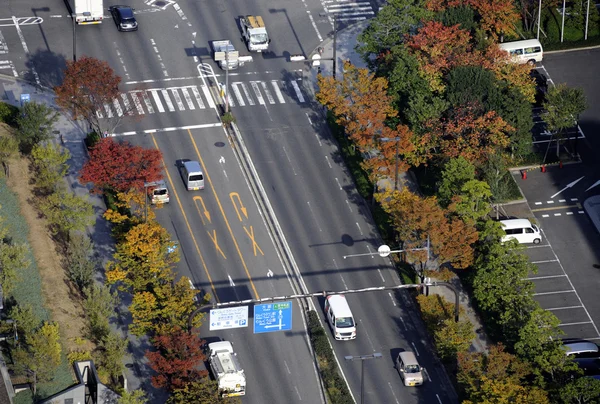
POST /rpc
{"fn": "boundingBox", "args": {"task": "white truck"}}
[208,341,246,397]
[240,15,270,52]
[212,40,252,70]
[74,0,104,24]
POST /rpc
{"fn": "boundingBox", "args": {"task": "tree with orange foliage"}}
[424,104,512,166]
[377,188,476,269]
[469,0,520,40]
[406,20,473,92]
[424,0,468,12]
[146,328,208,391]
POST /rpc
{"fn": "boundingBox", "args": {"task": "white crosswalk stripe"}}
[322,0,375,23]
[96,81,306,118]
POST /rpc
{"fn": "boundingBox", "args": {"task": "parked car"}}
[563,339,600,359]
[109,5,138,32]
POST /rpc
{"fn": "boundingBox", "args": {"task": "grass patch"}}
[543,35,600,51]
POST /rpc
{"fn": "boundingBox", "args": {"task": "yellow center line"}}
[187,129,261,300]
[150,135,219,302]
[531,203,582,212]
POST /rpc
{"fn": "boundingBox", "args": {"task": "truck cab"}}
[240,15,270,52]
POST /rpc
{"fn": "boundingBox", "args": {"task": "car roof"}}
[398,351,419,365]
[114,5,134,17]
[564,341,599,356]
[326,295,353,317]
[183,160,202,173]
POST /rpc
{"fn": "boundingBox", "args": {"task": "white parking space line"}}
[169,89,186,111]
[181,87,195,110]
[534,290,575,296]
[150,90,165,113]
[546,305,583,311]
[291,80,305,103]
[160,89,175,112]
[531,259,559,264]
[527,274,566,280]
[271,81,286,103]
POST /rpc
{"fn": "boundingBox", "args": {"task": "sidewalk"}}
[0,74,157,399]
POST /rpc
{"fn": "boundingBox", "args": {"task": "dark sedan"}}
[108,5,138,32]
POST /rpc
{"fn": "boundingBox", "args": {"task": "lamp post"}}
[143,181,158,222]
[345,353,383,404]
[72,12,76,61]
[380,137,400,190]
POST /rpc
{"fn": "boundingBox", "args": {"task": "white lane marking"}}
[116,122,222,136]
[291,80,305,102]
[306,201,322,232]
[272,81,286,103]
[103,103,113,118]
[123,70,303,85]
[140,92,155,114]
[531,259,559,264]
[96,109,103,119]
[355,222,364,236]
[113,98,123,117]
[170,88,186,111]
[335,178,342,190]
[237,82,255,106]
[130,93,144,114]
[161,89,175,112]
[325,156,332,168]
[190,86,205,109]
[332,259,348,290]
[282,146,297,175]
[228,275,235,287]
[251,81,266,105]
[261,81,275,104]
[150,90,165,113]
[0,60,18,77]
[181,87,195,109]
[201,85,216,108]
[388,292,396,306]
[12,16,40,85]
[231,83,245,106]
[387,382,401,404]
[120,93,133,115]
[345,200,352,213]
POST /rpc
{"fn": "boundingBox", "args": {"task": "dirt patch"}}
[1,123,93,355]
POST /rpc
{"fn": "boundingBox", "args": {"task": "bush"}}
[306,310,353,404]
[85,131,101,149]
[0,102,19,127]
[66,232,96,293]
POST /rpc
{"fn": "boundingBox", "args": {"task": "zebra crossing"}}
[322,0,376,23]
[97,80,307,118]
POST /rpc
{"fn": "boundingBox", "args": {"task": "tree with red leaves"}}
[79,138,163,193]
[146,328,208,391]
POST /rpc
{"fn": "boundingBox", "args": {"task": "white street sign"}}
[210,306,249,330]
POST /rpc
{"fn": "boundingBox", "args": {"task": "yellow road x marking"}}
[188,129,260,299]
[243,225,264,256]
[531,203,582,212]
[150,135,219,302]
[193,195,212,224]
[230,192,249,222]
[207,229,227,259]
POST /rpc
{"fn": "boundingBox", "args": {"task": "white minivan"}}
[500,218,542,244]
[498,39,543,64]
[324,294,356,340]
[178,160,205,191]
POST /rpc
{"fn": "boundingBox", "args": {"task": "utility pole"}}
[345,354,383,404]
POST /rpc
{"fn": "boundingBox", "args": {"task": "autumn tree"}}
[54,56,123,134]
[12,322,62,395]
[469,0,520,41]
[31,142,70,193]
[406,20,473,92]
[169,379,241,404]
[458,344,549,404]
[480,44,536,103]
[15,101,59,154]
[106,221,179,294]
[79,138,163,193]
[146,328,208,391]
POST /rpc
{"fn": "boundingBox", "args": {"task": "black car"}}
[109,5,138,32]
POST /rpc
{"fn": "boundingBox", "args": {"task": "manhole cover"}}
[215,142,226,148]
[154,1,166,6]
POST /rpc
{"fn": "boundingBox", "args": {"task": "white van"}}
[324,295,356,340]
[500,218,542,244]
[178,160,204,191]
[396,351,424,387]
[499,39,543,64]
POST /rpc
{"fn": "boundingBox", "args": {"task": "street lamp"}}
[380,137,400,190]
[343,244,429,260]
[143,181,158,222]
[345,353,383,404]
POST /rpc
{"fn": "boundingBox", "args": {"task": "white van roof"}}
[499,39,542,51]
[398,351,419,365]
[183,160,202,173]
[326,295,353,317]
[500,218,533,229]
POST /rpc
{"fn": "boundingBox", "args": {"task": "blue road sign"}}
[254,301,293,334]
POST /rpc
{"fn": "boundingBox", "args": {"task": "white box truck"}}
[74,0,104,24]
[208,341,246,397]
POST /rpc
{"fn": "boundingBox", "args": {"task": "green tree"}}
[30,142,70,193]
[559,376,600,404]
[12,322,62,395]
[543,84,587,151]
[435,318,475,362]
[357,0,434,62]
[15,101,59,154]
[437,5,477,31]
[514,307,579,388]
[83,284,119,342]
[0,134,19,177]
[118,390,147,404]
[7,304,41,340]
[0,213,29,295]
[97,331,128,384]
[437,156,476,207]
[38,185,95,236]
[482,152,513,206]
[449,179,492,223]
[169,379,241,404]
[66,232,97,293]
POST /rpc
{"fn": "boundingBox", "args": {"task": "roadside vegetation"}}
[315,0,599,402]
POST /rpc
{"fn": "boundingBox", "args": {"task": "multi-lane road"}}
[0,1,458,403]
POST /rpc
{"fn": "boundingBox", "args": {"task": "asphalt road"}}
[0,1,458,403]
[507,51,600,342]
